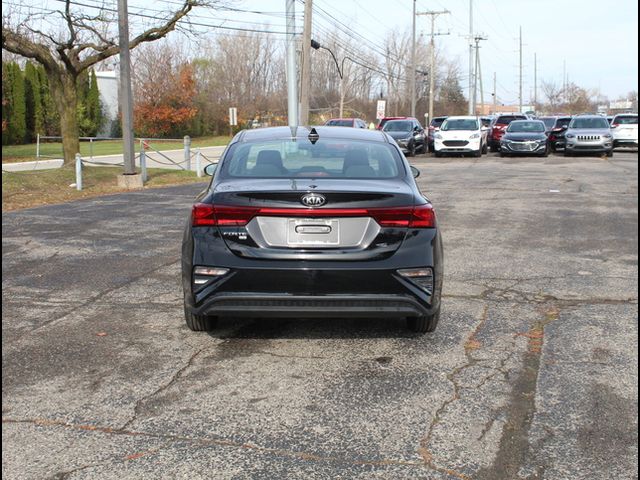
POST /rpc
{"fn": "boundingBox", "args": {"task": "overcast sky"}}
[244,0,638,104]
[10,0,639,104]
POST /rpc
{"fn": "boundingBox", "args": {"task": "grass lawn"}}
[2,165,207,211]
[1,136,231,163]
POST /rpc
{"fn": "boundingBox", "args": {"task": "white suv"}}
[433,116,486,157]
[610,113,638,149]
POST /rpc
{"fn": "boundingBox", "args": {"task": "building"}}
[95,71,118,137]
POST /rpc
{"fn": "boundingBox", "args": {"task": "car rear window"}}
[326,119,354,127]
[496,115,526,124]
[383,121,412,132]
[221,139,404,179]
[556,117,572,128]
[431,117,447,127]
[613,115,638,125]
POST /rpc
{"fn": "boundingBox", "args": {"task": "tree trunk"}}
[48,71,79,165]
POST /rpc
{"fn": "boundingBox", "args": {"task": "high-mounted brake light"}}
[192,204,437,228]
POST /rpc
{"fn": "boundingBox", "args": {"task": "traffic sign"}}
[376,100,386,120]
[229,107,238,126]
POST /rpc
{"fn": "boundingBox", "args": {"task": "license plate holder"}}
[287,218,340,246]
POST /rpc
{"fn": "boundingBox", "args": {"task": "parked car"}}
[427,116,448,152]
[433,116,486,157]
[500,120,550,157]
[564,115,614,156]
[325,118,368,128]
[539,116,572,151]
[182,126,444,334]
[610,113,638,149]
[376,116,408,130]
[488,113,528,151]
[381,118,426,156]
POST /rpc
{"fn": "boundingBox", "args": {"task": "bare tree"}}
[2,0,222,162]
[541,80,562,112]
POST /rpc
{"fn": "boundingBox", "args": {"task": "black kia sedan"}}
[500,120,550,156]
[181,126,443,334]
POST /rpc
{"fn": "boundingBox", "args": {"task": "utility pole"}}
[299,0,312,125]
[468,0,474,114]
[533,52,537,111]
[117,0,135,175]
[472,35,487,115]
[518,26,523,113]
[477,37,486,115]
[492,71,497,114]
[410,0,417,118]
[418,9,450,124]
[285,0,298,132]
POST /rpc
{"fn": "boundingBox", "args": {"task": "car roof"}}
[236,126,390,143]
[326,118,358,121]
[443,115,480,120]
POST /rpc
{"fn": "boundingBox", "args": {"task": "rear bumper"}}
[182,225,444,319]
[187,267,439,318]
[192,293,433,318]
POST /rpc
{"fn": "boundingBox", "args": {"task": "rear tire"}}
[184,306,217,331]
[490,143,499,152]
[407,308,440,334]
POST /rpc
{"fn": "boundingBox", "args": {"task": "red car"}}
[488,114,528,151]
[324,118,368,128]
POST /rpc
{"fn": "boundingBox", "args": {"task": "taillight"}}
[192,204,436,228]
[408,204,437,227]
[192,203,216,226]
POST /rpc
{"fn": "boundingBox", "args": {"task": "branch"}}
[76,0,199,72]
[62,0,77,48]
[1,26,59,72]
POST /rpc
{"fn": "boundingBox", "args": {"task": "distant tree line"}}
[2,62,103,145]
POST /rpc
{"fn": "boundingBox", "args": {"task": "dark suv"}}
[488,114,528,151]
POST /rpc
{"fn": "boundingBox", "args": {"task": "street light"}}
[311,39,354,118]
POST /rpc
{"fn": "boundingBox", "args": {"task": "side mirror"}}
[204,163,218,176]
[410,166,420,178]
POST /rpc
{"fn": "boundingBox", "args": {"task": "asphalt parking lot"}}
[2,150,638,480]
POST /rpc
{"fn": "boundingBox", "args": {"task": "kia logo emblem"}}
[301,193,326,207]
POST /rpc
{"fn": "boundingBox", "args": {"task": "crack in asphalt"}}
[444,287,637,307]
[9,257,182,343]
[417,305,515,480]
[253,350,328,360]
[475,307,560,480]
[3,417,434,471]
[118,346,209,432]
